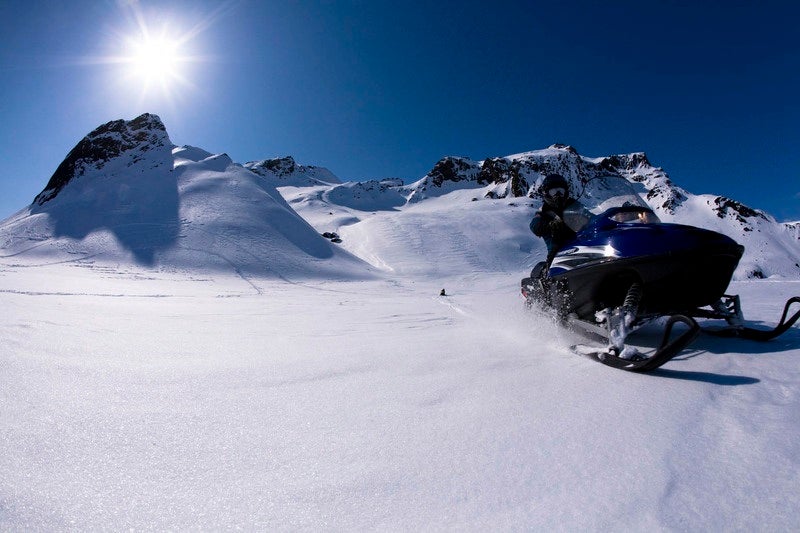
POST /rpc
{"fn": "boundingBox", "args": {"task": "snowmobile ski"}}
[703,296,800,341]
[572,315,700,372]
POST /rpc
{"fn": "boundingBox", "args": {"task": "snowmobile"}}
[521,175,800,372]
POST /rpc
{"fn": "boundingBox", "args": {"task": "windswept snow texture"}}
[2,121,800,529]
[2,264,800,530]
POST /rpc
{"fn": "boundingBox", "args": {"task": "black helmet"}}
[540,173,569,208]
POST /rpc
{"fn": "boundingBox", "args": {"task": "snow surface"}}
[3,138,800,530]
[3,262,800,530]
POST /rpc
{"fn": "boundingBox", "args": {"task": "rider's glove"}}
[548,217,564,233]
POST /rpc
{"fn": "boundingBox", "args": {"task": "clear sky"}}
[1,0,798,221]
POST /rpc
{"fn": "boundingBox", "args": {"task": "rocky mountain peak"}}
[548,143,579,155]
[244,156,342,186]
[427,157,478,187]
[786,222,800,240]
[712,196,770,230]
[34,113,172,205]
[410,146,660,203]
[247,156,298,176]
[597,152,651,171]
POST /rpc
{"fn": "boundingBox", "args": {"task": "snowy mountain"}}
[786,221,800,240]
[243,155,342,187]
[419,146,800,279]
[0,114,372,279]
[1,114,799,281]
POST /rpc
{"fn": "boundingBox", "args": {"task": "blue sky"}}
[1,0,798,220]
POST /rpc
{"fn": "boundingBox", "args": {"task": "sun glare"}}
[130,36,181,82]
[87,2,233,109]
[105,4,219,105]
[119,26,192,98]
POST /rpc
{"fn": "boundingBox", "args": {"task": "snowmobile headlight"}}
[603,244,618,257]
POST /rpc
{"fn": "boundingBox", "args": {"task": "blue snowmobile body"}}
[549,204,743,321]
[522,175,799,372]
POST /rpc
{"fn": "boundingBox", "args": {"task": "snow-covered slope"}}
[244,155,342,187]
[281,144,800,280]
[2,116,798,280]
[386,145,800,279]
[0,115,373,280]
[284,187,539,278]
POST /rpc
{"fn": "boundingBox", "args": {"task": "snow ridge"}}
[34,113,172,205]
[244,156,342,187]
[1,115,799,280]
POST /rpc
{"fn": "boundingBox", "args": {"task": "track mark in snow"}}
[434,295,468,316]
[242,365,378,390]
[0,289,175,298]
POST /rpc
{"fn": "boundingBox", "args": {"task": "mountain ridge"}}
[3,113,799,280]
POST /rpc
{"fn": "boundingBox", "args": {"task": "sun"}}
[120,28,192,97]
[107,6,216,104]
[129,35,182,83]
[86,2,232,109]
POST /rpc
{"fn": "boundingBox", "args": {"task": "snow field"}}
[2,124,800,529]
[3,262,800,530]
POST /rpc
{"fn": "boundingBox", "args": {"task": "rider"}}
[530,173,583,267]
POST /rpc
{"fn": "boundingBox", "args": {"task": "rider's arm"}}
[530,210,552,236]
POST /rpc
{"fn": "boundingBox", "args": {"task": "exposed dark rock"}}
[647,185,688,213]
[713,196,769,228]
[550,143,578,155]
[477,158,508,185]
[244,156,342,187]
[252,156,298,176]
[477,158,530,198]
[34,113,169,205]
[428,157,475,187]
[598,153,651,172]
[786,222,800,239]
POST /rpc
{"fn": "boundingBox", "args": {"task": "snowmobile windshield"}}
[561,175,658,233]
[609,209,660,224]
